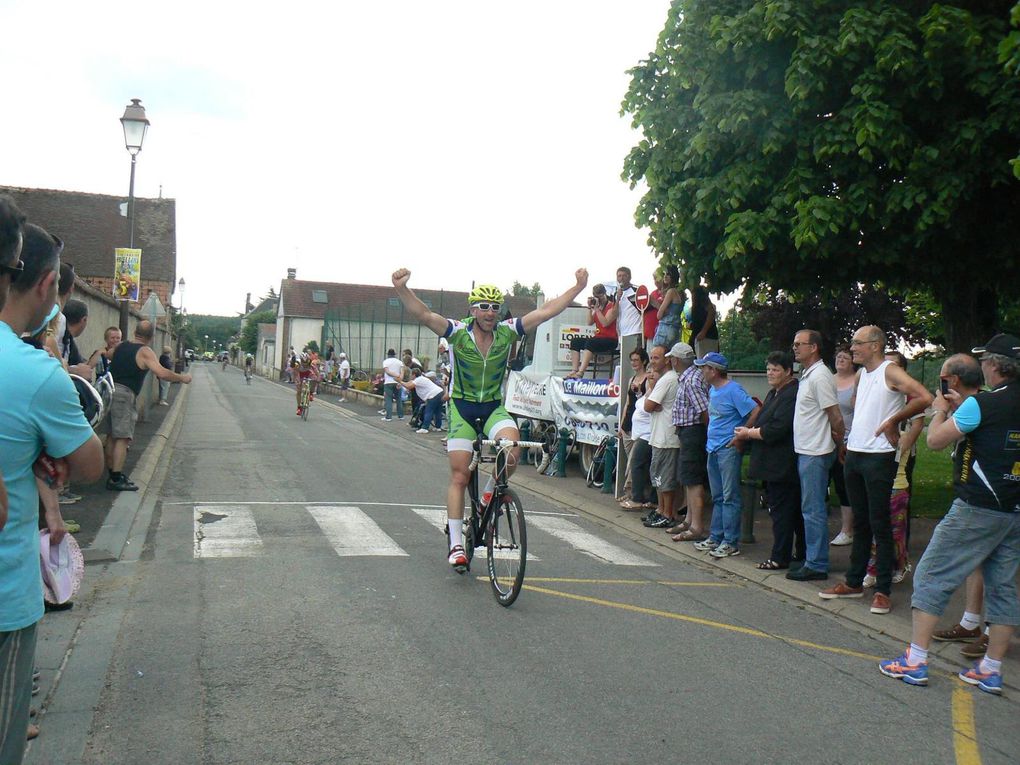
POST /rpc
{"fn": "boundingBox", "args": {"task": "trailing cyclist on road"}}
[391,266,589,571]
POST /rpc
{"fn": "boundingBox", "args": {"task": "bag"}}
[39,530,85,604]
[69,373,105,428]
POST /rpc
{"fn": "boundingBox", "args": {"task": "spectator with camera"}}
[566,283,617,378]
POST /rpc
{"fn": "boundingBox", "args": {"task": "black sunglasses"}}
[0,259,24,282]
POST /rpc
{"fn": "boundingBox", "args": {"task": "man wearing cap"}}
[670,341,711,540]
[788,329,845,582]
[880,333,1020,694]
[692,352,760,557]
[0,223,104,763]
[643,345,683,529]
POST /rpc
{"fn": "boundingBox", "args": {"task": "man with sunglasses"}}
[0,222,104,764]
[392,267,588,570]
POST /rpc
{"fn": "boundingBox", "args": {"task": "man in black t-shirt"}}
[880,333,1020,694]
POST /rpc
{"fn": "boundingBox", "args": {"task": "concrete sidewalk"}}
[310,382,1020,691]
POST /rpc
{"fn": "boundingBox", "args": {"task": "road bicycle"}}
[244,367,252,385]
[453,427,550,606]
[297,378,311,420]
[585,434,617,489]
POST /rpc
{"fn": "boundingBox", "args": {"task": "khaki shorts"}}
[110,384,138,440]
[650,447,679,491]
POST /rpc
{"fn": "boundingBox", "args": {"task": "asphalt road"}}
[30,364,1020,764]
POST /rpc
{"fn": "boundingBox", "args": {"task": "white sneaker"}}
[415,428,429,434]
[380,417,392,422]
[830,531,853,546]
[709,543,740,558]
[862,574,877,588]
[448,545,468,572]
[377,409,386,415]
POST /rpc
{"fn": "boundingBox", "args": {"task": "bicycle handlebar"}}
[468,438,551,474]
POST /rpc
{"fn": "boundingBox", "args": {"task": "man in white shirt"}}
[399,369,445,433]
[338,353,351,402]
[788,329,845,582]
[643,345,682,529]
[380,349,405,421]
[605,266,644,341]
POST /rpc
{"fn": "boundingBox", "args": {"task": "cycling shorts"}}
[447,398,517,453]
[297,370,313,380]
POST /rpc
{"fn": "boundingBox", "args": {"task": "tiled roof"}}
[0,185,176,285]
[279,279,540,321]
[257,323,276,342]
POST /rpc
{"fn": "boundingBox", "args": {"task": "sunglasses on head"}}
[472,302,502,312]
[0,259,24,282]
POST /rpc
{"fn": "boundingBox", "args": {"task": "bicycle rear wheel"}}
[586,443,607,488]
[486,488,527,606]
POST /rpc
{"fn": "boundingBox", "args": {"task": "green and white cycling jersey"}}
[443,317,524,403]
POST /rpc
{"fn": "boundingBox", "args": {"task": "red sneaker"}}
[447,545,468,573]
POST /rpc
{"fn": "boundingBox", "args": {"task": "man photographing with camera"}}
[565,283,618,379]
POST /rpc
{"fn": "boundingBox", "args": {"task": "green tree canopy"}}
[622,0,1020,351]
[510,281,543,297]
[239,310,276,354]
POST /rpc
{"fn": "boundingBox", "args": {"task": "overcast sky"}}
[0,0,683,316]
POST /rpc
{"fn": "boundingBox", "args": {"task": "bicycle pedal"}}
[453,563,467,574]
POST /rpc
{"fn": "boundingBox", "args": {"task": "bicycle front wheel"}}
[486,488,527,606]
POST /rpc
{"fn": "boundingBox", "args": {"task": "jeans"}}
[844,450,897,594]
[421,395,443,429]
[159,379,169,403]
[912,499,1020,625]
[383,384,402,419]
[798,451,836,573]
[767,480,805,565]
[707,446,743,547]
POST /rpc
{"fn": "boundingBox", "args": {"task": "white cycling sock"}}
[448,519,463,550]
[960,612,981,631]
[907,644,928,665]
[979,656,1002,674]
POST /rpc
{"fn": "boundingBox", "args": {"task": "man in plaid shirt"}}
[670,342,711,541]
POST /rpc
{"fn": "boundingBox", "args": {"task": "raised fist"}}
[392,268,411,289]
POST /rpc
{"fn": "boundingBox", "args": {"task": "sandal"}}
[665,521,691,535]
[671,529,706,542]
[756,559,787,571]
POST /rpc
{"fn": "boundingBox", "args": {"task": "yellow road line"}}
[511,577,737,587]
[952,687,981,765]
[525,583,985,765]
[524,584,883,661]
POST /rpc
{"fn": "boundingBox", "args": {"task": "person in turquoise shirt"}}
[0,223,104,764]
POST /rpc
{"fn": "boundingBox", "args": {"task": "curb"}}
[83,382,191,563]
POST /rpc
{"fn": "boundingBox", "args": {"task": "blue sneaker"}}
[959,663,1003,695]
[878,654,929,686]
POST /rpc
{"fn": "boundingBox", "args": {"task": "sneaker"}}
[58,493,80,505]
[448,545,468,573]
[693,538,719,552]
[870,592,892,614]
[933,624,982,643]
[415,428,429,434]
[158,400,170,406]
[879,654,929,686]
[106,476,139,492]
[818,582,864,600]
[378,409,386,415]
[709,543,740,558]
[642,511,664,527]
[959,663,1003,695]
[648,514,674,529]
[961,634,990,659]
[380,417,392,422]
[830,531,853,546]
[785,566,827,581]
[862,574,877,588]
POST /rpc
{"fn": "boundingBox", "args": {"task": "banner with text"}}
[506,371,619,446]
[113,248,141,301]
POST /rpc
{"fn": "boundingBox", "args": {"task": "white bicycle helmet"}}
[69,374,105,428]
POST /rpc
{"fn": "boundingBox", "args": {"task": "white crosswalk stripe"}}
[410,508,539,561]
[307,506,408,557]
[191,503,653,566]
[526,515,658,566]
[194,505,263,558]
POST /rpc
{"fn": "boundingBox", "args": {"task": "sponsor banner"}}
[557,324,595,363]
[505,371,554,421]
[113,248,141,301]
[506,371,620,445]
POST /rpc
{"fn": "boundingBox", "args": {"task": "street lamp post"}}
[118,98,150,335]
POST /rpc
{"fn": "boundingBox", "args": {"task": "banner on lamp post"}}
[113,248,141,301]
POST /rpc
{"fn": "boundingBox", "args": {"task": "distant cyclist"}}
[244,353,254,378]
[292,351,314,415]
[391,267,588,570]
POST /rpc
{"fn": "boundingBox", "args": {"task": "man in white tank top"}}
[819,326,932,614]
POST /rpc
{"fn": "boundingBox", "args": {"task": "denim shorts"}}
[912,499,1020,625]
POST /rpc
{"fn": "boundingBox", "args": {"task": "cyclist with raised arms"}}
[392,267,589,570]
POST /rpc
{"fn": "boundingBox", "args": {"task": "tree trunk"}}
[937,280,999,354]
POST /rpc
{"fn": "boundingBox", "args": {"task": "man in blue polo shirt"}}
[692,352,760,558]
[0,222,103,763]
